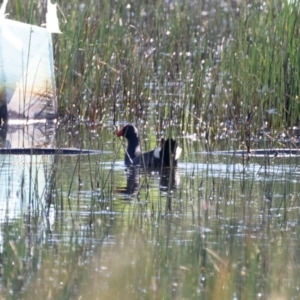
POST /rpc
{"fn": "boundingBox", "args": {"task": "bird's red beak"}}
[116,126,124,137]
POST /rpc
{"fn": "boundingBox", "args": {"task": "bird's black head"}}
[116,124,141,165]
[116,124,139,140]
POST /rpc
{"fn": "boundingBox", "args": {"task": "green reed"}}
[5,0,300,140]
[221,1,300,130]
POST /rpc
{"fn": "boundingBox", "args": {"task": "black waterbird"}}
[116,124,182,167]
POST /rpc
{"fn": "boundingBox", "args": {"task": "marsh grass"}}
[6,0,300,143]
[219,1,300,135]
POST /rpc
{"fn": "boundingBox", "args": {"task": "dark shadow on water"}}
[0,123,7,147]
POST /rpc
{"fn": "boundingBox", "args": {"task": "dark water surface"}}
[0,122,299,299]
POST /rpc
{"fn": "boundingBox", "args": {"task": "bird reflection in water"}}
[159,167,180,191]
[115,165,180,201]
[115,166,141,198]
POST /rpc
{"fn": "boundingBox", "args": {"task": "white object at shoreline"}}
[0,0,61,120]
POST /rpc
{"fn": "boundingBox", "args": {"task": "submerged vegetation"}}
[1,0,300,299]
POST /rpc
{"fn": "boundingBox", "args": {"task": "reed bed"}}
[7,0,300,142]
